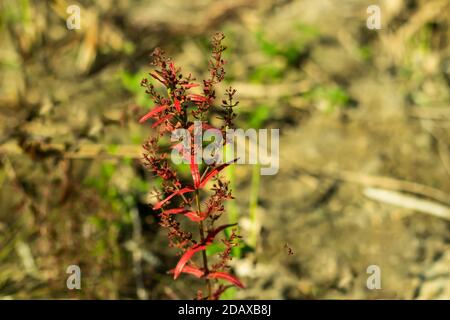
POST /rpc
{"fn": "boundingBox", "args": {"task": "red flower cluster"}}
[140,33,243,299]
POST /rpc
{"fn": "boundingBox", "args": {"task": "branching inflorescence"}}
[140,32,243,300]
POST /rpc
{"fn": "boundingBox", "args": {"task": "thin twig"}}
[300,166,450,206]
[364,187,450,221]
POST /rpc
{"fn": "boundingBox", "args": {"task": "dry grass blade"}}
[301,166,450,206]
[364,187,450,221]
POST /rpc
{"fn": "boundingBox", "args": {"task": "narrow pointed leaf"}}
[139,105,168,123]
[161,208,186,215]
[199,160,237,189]
[168,265,204,278]
[153,187,194,210]
[187,94,208,102]
[182,83,199,89]
[151,114,174,128]
[184,211,207,222]
[173,245,207,279]
[190,151,201,189]
[207,272,245,288]
[205,223,237,244]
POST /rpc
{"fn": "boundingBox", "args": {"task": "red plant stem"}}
[195,189,211,298]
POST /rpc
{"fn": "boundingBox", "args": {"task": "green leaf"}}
[220,286,237,300]
[206,243,226,256]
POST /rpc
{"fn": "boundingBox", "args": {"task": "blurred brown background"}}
[0,0,449,299]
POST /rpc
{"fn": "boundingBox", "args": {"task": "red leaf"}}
[169,62,176,74]
[174,99,181,113]
[184,211,207,222]
[168,265,204,278]
[187,94,208,102]
[182,83,199,89]
[161,208,186,215]
[190,151,201,189]
[151,114,174,128]
[139,105,168,123]
[205,223,237,244]
[198,160,237,189]
[153,187,194,210]
[207,272,245,288]
[173,244,207,279]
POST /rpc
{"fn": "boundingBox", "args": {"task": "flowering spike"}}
[141,32,242,299]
